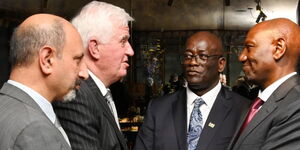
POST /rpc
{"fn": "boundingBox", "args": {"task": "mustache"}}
[75,79,83,86]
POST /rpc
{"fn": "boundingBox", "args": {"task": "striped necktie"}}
[105,89,120,130]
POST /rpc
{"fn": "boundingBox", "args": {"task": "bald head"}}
[186,31,223,54]
[10,14,76,67]
[239,18,300,88]
[249,18,300,62]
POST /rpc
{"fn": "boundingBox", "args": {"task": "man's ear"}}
[88,39,101,60]
[39,46,55,75]
[273,38,286,60]
[218,57,226,73]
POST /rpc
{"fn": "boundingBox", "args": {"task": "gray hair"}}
[71,1,134,49]
[9,19,65,67]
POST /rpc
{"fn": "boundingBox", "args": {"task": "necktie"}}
[239,97,264,133]
[187,98,205,150]
[54,117,71,146]
[105,89,120,130]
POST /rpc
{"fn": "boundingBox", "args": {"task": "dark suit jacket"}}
[228,75,300,150]
[53,77,128,150]
[134,86,250,150]
[0,83,71,150]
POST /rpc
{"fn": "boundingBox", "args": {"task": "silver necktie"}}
[54,117,71,147]
[105,89,120,130]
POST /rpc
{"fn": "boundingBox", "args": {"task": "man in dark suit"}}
[227,18,300,150]
[53,1,134,150]
[134,31,250,150]
[0,14,88,150]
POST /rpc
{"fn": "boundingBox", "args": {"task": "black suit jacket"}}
[134,86,250,150]
[228,75,300,150]
[53,77,128,150]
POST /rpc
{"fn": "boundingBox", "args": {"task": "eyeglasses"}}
[183,53,223,63]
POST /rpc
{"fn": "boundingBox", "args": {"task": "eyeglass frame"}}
[182,50,224,64]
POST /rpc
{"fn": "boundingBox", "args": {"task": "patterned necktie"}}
[54,117,71,146]
[187,97,205,150]
[239,97,264,133]
[105,89,120,130]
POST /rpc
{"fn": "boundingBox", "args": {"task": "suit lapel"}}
[0,83,71,148]
[227,101,250,150]
[234,75,300,148]
[85,78,127,149]
[172,89,188,150]
[0,83,44,113]
[197,86,232,149]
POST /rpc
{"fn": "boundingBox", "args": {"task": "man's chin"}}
[62,89,76,102]
[188,84,201,90]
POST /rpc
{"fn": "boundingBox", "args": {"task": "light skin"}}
[239,18,300,89]
[86,22,134,87]
[9,14,88,102]
[184,31,226,96]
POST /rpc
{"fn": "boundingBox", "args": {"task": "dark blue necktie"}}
[187,98,205,150]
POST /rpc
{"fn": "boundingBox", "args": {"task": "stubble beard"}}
[62,89,76,102]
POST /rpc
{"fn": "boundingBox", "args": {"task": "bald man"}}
[0,14,88,150]
[228,18,300,150]
[135,31,249,150]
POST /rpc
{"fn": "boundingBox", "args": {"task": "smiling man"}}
[135,31,249,150]
[228,18,300,150]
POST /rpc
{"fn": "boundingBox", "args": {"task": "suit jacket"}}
[0,83,71,150]
[53,77,128,150]
[228,75,300,150]
[134,86,250,150]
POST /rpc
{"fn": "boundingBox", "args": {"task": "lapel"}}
[197,86,232,149]
[85,77,128,149]
[234,75,300,147]
[172,89,188,150]
[227,99,250,150]
[0,83,45,114]
[0,82,71,148]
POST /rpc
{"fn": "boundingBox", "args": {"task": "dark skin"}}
[184,31,226,96]
[239,18,300,90]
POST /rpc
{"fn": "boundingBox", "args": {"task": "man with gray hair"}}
[0,13,88,150]
[53,1,134,150]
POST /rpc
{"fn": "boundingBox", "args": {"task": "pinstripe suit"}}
[0,83,71,150]
[53,77,128,150]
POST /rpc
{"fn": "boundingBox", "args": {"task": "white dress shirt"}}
[186,81,222,128]
[88,70,120,129]
[258,72,297,103]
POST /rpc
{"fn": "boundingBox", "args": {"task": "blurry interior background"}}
[0,0,299,125]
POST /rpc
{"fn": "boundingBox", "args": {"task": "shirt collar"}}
[88,70,109,96]
[7,80,56,123]
[187,81,222,108]
[258,72,297,102]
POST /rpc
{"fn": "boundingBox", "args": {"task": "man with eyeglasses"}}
[134,31,250,150]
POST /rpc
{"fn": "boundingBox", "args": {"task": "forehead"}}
[64,25,84,54]
[186,38,219,54]
[246,28,272,43]
[113,25,130,39]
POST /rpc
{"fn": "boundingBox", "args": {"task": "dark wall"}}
[0,26,12,87]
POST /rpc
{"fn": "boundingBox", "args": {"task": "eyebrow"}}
[74,53,84,59]
[184,49,207,52]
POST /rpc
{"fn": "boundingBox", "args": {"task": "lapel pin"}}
[208,122,215,128]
